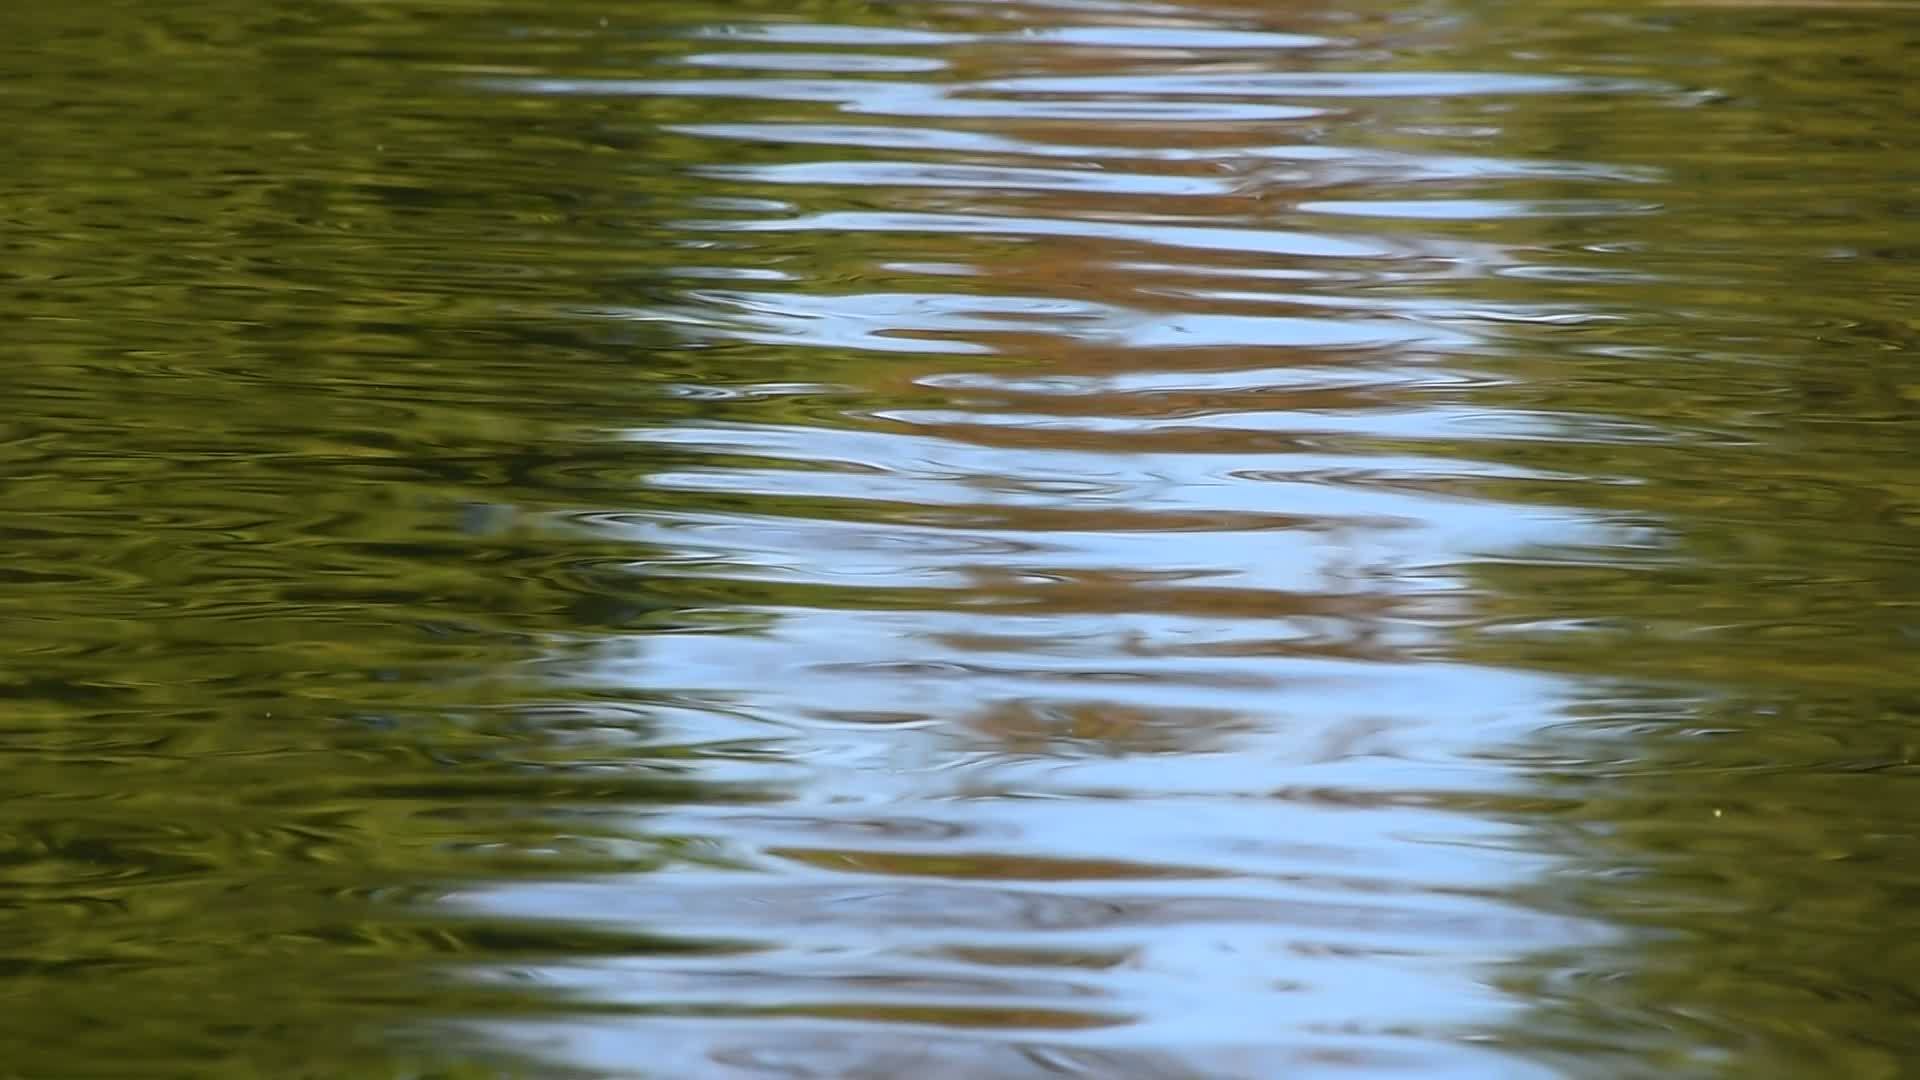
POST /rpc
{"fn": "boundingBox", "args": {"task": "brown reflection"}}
[750,1002,1127,1030]
[961,698,1252,754]
[938,944,1135,971]
[770,845,1231,880]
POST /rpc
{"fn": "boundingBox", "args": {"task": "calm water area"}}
[5,0,1920,1076]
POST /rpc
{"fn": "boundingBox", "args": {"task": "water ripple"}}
[8,0,1816,1073]
[444,8,1673,1067]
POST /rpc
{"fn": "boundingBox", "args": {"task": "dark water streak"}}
[3,0,1919,1076]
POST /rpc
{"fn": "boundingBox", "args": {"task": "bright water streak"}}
[3,0,1920,1077]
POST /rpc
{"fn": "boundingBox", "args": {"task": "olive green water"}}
[5,0,1920,1076]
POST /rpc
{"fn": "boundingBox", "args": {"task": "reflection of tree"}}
[1399,2,1920,1073]
[0,2,802,1075]
[961,698,1250,754]
[15,0,1919,1073]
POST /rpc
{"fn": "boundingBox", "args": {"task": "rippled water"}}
[6,0,1920,1075]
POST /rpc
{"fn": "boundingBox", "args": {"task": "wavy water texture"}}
[5,0,1920,1077]
[462,3,1655,1075]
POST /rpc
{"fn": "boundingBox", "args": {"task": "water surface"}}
[4,0,1920,1076]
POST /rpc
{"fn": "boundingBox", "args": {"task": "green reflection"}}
[7,0,1920,1074]
[1,1,775,1073]
[1417,3,1920,1075]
